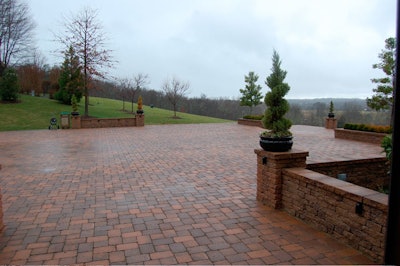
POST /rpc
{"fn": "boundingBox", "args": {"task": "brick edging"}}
[237,118,264,128]
[334,128,388,145]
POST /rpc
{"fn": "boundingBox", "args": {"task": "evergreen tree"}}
[367,37,396,114]
[55,46,83,105]
[261,50,292,137]
[239,71,263,115]
[0,68,19,102]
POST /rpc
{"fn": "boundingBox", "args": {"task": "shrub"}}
[381,135,392,160]
[243,114,264,120]
[0,68,19,102]
[71,94,78,112]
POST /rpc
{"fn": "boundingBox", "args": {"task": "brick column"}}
[254,149,308,209]
[325,117,337,129]
[71,115,81,129]
[0,164,3,233]
[136,114,144,127]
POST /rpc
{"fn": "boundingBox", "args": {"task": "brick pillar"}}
[136,114,144,127]
[0,164,3,233]
[325,117,337,129]
[71,115,81,129]
[254,149,308,209]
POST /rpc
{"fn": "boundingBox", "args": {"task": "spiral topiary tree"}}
[136,95,144,114]
[261,50,292,138]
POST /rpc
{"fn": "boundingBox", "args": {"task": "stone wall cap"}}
[254,149,309,159]
[285,167,388,207]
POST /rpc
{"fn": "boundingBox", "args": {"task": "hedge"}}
[243,114,264,120]
[343,123,392,134]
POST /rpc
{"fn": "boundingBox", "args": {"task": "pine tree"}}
[261,50,292,137]
[239,71,263,115]
[55,46,83,105]
[0,68,19,102]
[367,37,396,113]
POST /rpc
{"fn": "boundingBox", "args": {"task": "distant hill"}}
[287,98,367,110]
[0,95,230,131]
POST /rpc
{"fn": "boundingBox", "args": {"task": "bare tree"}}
[118,77,131,112]
[118,73,149,113]
[17,48,47,96]
[161,77,190,118]
[131,73,149,112]
[0,0,35,75]
[56,7,114,116]
[31,48,46,69]
[17,63,45,95]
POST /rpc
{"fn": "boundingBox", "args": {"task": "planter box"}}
[237,118,264,128]
[334,128,388,145]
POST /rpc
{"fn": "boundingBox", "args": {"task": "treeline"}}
[286,101,390,127]
[90,81,391,126]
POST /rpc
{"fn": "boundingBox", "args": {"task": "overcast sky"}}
[28,0,397,99]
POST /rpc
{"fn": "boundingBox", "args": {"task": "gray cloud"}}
[29,0,397,99]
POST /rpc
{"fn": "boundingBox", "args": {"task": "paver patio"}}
[0,123,383,264]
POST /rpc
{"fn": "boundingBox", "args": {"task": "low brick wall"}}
[307,157,389,191]
[334,128,387,145]
[79,115,144,129]
[237,118,264,128]
[255,149,387,263]
[282,168,387,263]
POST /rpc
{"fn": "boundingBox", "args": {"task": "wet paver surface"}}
[0,123,383,264]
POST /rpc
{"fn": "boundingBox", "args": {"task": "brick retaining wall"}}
[307,157,389,191]
[255,149,387,263]
[237,118,264,128]
[77,115,144,129]
[334,128,387,145]
[282,168,387,262]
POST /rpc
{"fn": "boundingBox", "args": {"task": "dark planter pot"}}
[71,111,80,117]
[259,136,293,152]
[328,112,335,118]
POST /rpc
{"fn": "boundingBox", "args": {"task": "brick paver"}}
[0,123,382,264]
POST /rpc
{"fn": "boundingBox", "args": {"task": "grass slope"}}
[0,95,231,131]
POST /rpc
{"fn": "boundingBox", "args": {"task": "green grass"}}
[0,94,231,131]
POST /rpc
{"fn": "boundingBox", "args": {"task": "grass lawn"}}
[0,94,231,131]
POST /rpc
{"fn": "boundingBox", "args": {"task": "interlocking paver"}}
[0,123,382,264]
